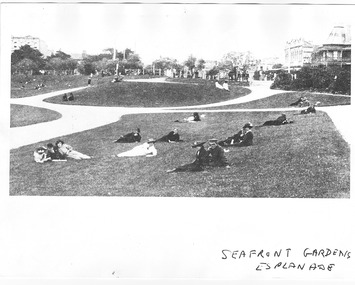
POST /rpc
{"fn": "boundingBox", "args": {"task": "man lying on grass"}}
[156,128,183,143]
[218,122,254,147]
[113,128,141,143]
[261,113,293,126]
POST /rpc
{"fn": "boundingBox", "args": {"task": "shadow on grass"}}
[10,111,349,198]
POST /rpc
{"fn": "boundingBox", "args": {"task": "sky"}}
[2,3,354,64]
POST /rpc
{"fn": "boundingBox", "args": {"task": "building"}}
[11,35,51,56]
[311,25,351,69]
[285,38,315,71]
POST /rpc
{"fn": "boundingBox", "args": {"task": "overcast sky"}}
[2,3,354,64]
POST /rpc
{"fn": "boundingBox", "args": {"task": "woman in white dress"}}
[117,138,157,157]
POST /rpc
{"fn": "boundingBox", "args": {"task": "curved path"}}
[9,78,351,149]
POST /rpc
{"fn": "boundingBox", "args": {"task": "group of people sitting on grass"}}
[112,120,255,173]
[63,93,74,101]
[290,96,321,114]
[33,140,91,163]
[215,80,230,91]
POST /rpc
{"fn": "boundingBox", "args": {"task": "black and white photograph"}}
[0,1,354,285]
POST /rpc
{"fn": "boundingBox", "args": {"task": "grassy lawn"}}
[10,111,349,198]
[206,91,351,109]
[10,104,62,128]
[11,74,94,98]
[43,80,251,107]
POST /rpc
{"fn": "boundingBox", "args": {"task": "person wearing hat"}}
[262,113,293,126]
[117,138,157,157]
[231,123,254,147]
[166,141,209,173]
[113,128,141,143]
[218,128,244,146]
[33,146,51,163]
[207,139,230,168]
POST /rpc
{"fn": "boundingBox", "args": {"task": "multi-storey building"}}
[11,35,51,56]
[311,25,351,69]
[284,38,314,70]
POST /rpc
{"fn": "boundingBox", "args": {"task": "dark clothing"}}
[46,147,66,160]
[157,131,181,142]
[68,93,74,101]
[172,147,210,172]
[301,106,316,114]
[114,132,141,143]
[290,98,303,106]
[263,115,288,126]
[218,130,243,146]
[232,131,253,147]
[208,145,230,167]
[193,114,201,121]
[63,94,68,101]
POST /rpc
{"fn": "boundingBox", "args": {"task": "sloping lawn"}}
[206,91,351,109]
[43,81,251,107]
[11,75,94,98]
[10,111,349,198]
[10,104,62,128]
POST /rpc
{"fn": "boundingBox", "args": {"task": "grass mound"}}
[10,104,62,128]
[43,80,250,107]
[10,111,349,198]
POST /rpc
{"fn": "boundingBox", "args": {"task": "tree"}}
[196,59,206,70]
[272,63,283,69]
[124,53,143,69]
[11,45,46,73]
[153,57,178,70]
[184,55,196,72]
[12,58,37,75]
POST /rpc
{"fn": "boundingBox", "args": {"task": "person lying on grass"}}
[46,143,67,161]
[218,128,244,146]
[116,138,157,157]
[207,139,230,168]
[33,146,51,163]
[166,141,209,173]
[290,96,310,107]
[113,128,141,143]
[156,128,183,143]
[300,102,320,114]
[174,112,204,123]
[56,140,91,160]
[219,123,254,147]
[261,113,293,126]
